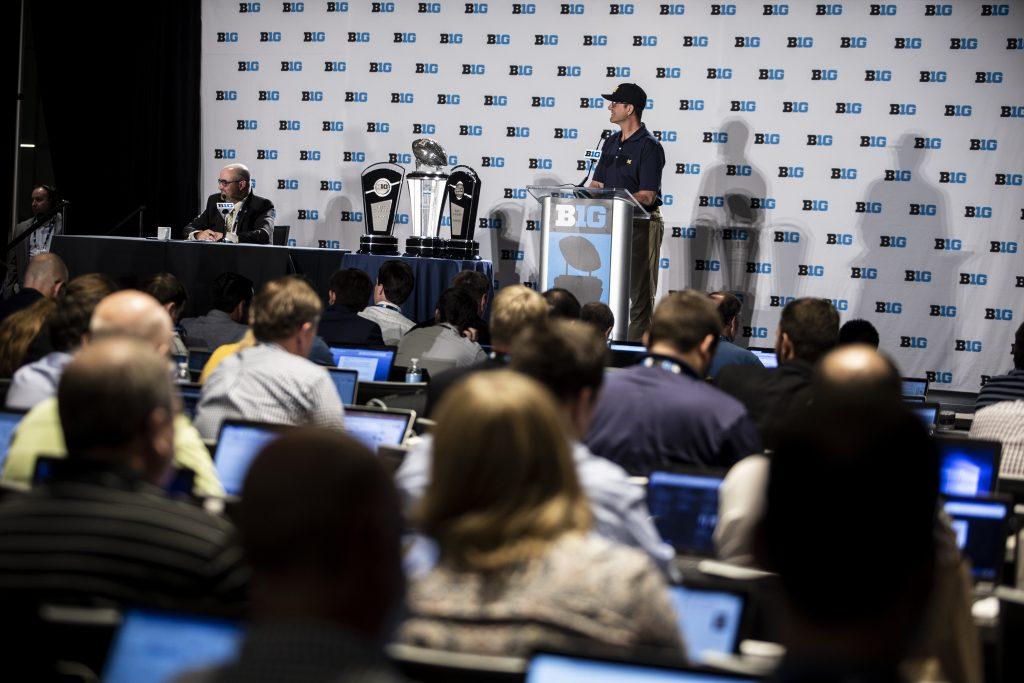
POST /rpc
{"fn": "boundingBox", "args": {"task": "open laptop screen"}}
[327,368,359,405]
[526,652,755,683]
[936,437,1001,498]
[344,407,413,451]
[647,471,724,555]
[669,586,745,665]
[214,422,284,496]
[943,497,1009,582]
[0,409,25,473]
[911,403,939,430]
[329,346,396,382]
[103,609,242,683]
[901,377,929,401]
[747,347,777,369]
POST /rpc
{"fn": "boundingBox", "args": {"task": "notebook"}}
[329,345,397,381]
[647,470,726,556]
[103,609,242,683]
[343,406,415,451]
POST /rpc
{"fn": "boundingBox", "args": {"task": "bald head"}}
[819,344,900,398]
[219,164,252,202]
[59,336,175,483]
[23,253,68,298]
[90,290,174,356]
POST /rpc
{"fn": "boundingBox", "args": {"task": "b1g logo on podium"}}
[553,204,608,230]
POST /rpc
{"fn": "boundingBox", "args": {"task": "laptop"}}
[526,651,757,683]
[669,584,747,665]
[327,367,359,405]
[343,406,416,452]
[32,457,196,496]
[647,469,726,556]
[934,435,1002,498]
[943,495,1010,583]
[910,402,940,430]
[329,345,397,382]
[608,341,647,368]
[176,382,203,420]
[187,349,213,375]
[103,609,242,683]
[0,408,25,473]
[901,377,929,403]
[747,346,777,369]
[213,420,289,496]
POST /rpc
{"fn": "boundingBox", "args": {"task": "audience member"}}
[6,274,116,410]
[838,318,880,348]
[975,321,1024,409]
[580,301,615,340]
[396,287,486,376]
[194,276,344,441]
[452,270,491,345]
[144,272,191,359]
[0,297,57,378]
[358,259,416,345]
[585,290,760,475]
[0,252,67,323]
[399,370,683,657]
[181,430,405,682]
[180,272,254,350]
[542,287,581,319]
[707,291,761,378]
[717,345,981,683]
[399,319,675,572]
[317,268,385,346]
[715,297,839,449]
[425,284,548,415]
[2,290,223,495]
[0,338,246,618]
[970,399,1024,480]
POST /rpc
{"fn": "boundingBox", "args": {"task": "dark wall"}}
[30,0,200,236]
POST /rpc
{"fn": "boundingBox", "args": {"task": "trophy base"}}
[445,239,480,260]
[405,236,448,258]
[358,234,399,256]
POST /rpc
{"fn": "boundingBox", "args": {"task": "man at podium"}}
[588,83,665,340]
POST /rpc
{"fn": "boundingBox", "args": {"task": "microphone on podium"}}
[577,130,605,187]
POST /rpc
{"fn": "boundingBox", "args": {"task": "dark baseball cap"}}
[602,83,647,112]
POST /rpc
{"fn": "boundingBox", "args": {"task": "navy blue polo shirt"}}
[584,355,762,476]
[592,123,665,210]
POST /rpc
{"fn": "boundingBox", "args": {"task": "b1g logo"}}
[770,296,796,307]
[985,308,1014,320]
[926,371,953,385]
[929,305,957,317]
[695,260,721,271]
[296,209,318,220]
[955,340,983,352]
[553,204,607,229]
[214,149,236,159]
[743,327,769,339]
[900,336,928,349]
[958,272,987,285]
[798,265,825,277]
[875,302,902,314]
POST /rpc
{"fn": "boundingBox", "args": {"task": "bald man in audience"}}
[1,290,223,496]
[716,344,982,683]
[0,338,246,673]
[0,253,67,323]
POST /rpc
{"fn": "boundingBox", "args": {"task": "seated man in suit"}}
[707,291,761,378]
[179,272,254,351]
[318,268,385,347]
[183,163,275,244]
[358,259,416,346]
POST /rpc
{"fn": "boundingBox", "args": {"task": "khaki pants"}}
[627,211,664,341]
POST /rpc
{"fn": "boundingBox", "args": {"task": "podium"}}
[529,187,649,341]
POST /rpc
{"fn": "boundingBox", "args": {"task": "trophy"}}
[359,162,405,255]
[404,138,449,258]
[443,165,481,260]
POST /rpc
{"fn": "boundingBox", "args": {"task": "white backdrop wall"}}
[201,0,1023,392]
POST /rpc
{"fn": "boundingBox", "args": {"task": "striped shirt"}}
[969,400,1024,479]
[976,368,1024,410]
[0,461,248,612]
[194,342,345,441]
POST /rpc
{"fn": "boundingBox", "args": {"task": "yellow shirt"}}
[1,397,224,497]
[199,330,256,384]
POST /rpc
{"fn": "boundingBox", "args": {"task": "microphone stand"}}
[4,202,67,254]
[577,129,607,187]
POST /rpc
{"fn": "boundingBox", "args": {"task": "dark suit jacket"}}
[182,192,275,244]
[714,360,816,449]
[317,305,385,347]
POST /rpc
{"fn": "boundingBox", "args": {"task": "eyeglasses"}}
[217,179,242,186]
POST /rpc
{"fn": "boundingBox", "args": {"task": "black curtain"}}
[31,0,200,236]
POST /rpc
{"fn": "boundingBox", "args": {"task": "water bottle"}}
[405,358,423,383]
[177,360,190,381]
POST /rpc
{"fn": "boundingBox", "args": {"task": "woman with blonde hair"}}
[400,370,682,657]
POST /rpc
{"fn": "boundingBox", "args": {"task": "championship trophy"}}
[404,139,449,258]
[443,165,481,260]
[359,162,405,255]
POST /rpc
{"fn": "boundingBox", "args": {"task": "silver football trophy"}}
[443,165,481,260]
[359,162,405,255]
[404,138,449,258]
